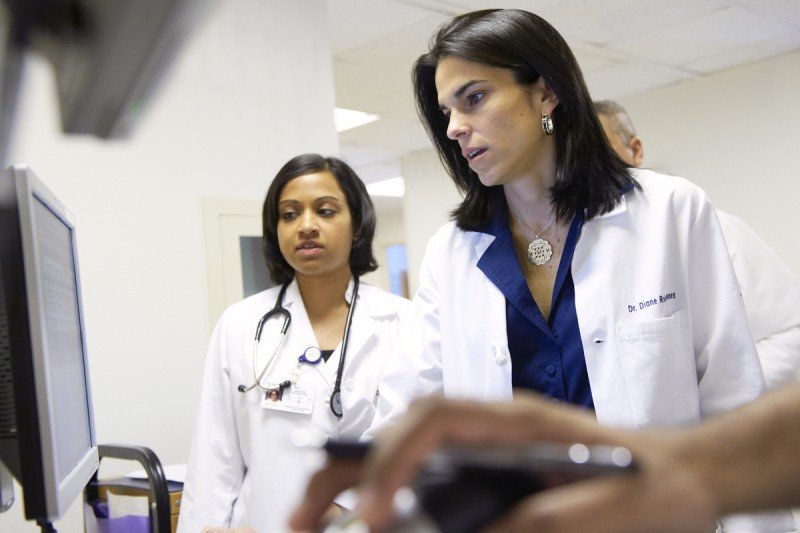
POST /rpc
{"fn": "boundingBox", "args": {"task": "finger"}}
[358,395,608,527]
[289,459,362,531]
[484,472,715,533]
[485,477,645,533]
[359,398,517,526]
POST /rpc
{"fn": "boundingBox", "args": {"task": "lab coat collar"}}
[321,278,387,384]
[592,174,637,220]
[278,279,314,353]
[589,179,635,221]
[474,233,497,260]
[283,276,398,320]
[351,279,403,319]
[281,276,355,309]
[280,278,302,309]
[591,194,628,220]
[332,285,375,380]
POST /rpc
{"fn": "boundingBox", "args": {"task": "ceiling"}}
[325,0,800,184]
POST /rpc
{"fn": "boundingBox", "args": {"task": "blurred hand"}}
[483,435,717,533]
[291,392,608,530]
[290,392,719,532]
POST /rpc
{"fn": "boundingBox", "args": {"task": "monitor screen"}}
[0,165,98,525]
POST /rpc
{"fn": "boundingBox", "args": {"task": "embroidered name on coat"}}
[627,292,676,313]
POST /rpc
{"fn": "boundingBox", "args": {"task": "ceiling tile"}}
[326,0,436,54]
[536,0,728,46]
[606,5,798,65]
[333,58,418,118]
[334,13,447,67]
[731,0,800,29]
[586,62,695,100]
[686,35,800,73]
[339,115,430,155]
[571,45,618,72]
[337,145,403,181]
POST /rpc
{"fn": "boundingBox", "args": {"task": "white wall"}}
[619,50,800,275]
[362,206,406,292]
[0,1,337,531]
[400,149,461,294]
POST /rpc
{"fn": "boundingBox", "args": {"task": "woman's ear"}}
[534,77,560,116]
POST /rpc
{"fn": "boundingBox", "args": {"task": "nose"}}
[446,110,470,140]
[298,211,319,237]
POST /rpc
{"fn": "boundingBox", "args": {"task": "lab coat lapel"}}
[336,280,375,378]
[316,278,374,385]
[282,280,317,353]
[474,233,509,351]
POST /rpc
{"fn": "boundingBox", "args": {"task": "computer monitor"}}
[0,165,98,526]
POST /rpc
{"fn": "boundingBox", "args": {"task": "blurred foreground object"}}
[0,0,209,163]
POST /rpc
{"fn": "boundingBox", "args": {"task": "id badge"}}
[260,381,314,415]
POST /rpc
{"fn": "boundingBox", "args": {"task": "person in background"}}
[595,99,800,388]
[178,154,409,532]
[291,384,800,533]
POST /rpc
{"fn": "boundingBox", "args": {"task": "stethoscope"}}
[237,277,359,418]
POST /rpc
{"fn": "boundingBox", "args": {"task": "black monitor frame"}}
[0,165,98,525]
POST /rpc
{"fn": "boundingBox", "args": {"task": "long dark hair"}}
[262,154,378,285]
[413,9,636,230]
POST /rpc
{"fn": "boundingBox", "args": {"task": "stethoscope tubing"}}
[330,277,359,418]
[239,278,359,419]
[238,283,292,393]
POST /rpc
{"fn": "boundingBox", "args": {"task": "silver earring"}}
[541,114,554,135]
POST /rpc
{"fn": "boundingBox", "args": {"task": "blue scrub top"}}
[476,203,594,408]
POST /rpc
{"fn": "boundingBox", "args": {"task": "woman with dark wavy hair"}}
[179,154,409,533]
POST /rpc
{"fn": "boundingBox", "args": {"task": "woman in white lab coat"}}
[177,154,409,532]
[360,10,791,531]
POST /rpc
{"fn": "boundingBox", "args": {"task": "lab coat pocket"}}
[616,311,699,427]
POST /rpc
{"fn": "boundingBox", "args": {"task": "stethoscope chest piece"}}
[329,389,343,418]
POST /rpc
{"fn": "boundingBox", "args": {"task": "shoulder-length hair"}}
[413,9,636,230]
[262,154,378,285]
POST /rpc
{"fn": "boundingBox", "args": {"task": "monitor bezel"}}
[3,165,99,522]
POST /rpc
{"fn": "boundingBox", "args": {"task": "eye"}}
[317,207,337,217]
[280,211,298,221]
[467,91,484,107]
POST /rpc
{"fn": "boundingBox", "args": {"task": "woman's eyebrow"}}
[439,79,486,110]
[313,195,341,204]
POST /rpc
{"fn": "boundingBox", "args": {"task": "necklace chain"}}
[510,209,555,240]
[509,208,556,266]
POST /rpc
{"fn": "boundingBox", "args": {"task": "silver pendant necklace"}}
[510,210,556,266]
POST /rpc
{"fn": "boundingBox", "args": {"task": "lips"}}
[295,241,322,250]
[462,147,487,161]
[296,241,324,258]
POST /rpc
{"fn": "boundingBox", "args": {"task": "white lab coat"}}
[718,210,800,388]
[371,170,794,532]
[178,279,409,533]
